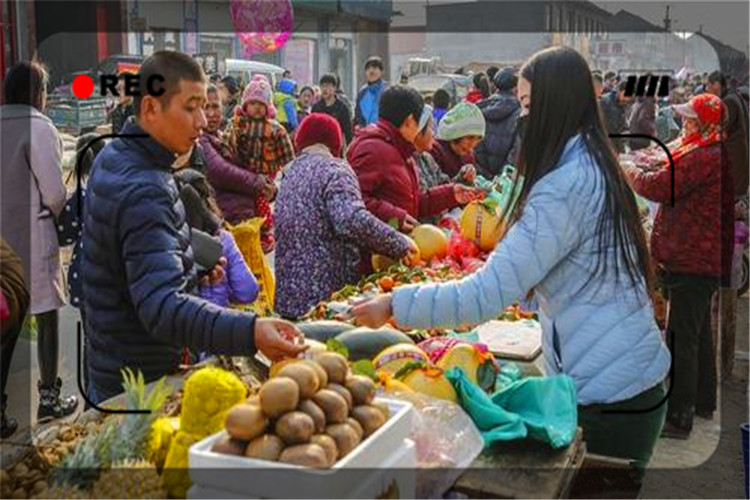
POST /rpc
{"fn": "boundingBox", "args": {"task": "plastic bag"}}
[384,391,484,499]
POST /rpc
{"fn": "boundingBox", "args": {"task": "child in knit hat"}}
[223,74,295,252]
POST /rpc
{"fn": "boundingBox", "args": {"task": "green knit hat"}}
[436,101,486,141]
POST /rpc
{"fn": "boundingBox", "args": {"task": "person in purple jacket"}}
[174,168,259,310]
[274,113,419,319]
[198,85,277,225]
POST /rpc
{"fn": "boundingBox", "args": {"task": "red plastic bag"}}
[448,230,479,260]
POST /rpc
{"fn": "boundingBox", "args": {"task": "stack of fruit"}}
[211,353,389,468]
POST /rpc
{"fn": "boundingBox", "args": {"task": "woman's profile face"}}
[517,77,531,115]
[683,117,700,136]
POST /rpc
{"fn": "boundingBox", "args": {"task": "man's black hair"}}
[592,73,603,83]
[604,71,616,80]
[618,79,629,92]
[433,88,451,109]
[220,75,240,95]
[379,85,423,127]
[299,85,314,96]
[708,70,726,88]
[3,61,48,110]
[206,84,219,95]
[364,56,384,71]
[134,51,205,117]
[320,73,338,87]
[486,66,500,82]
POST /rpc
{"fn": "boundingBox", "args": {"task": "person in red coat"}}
[347,85,479,233]
[429,101,486,178]
[625,93,733,439]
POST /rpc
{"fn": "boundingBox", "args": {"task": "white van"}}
[225,59,286,88]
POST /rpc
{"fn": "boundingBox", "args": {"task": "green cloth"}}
[445,368,578,448]
[578,382,667,479]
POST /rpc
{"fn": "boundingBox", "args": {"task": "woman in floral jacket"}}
[275,113,418,319]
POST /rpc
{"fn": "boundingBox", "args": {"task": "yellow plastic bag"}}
[228,217,275,316]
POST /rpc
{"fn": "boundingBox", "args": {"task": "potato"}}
[301,359,328,387]
[326,383,353,411]
[259,377,299,418]
[345,375,377,406]
[372,400,391,420]
[225,404,268,441]
[275,411,315,445]
[313,389,348,424]
[311,434,339,467]
[325,423,361,458]
[351,405,386,438]
[210,434,247,456]
[245,434,284,461]
[345,417,364,441]
[246,395,260,407]
[314,352,349,384]
[298,399,326,433]
[277,363,320,399]
[279,443,329,468]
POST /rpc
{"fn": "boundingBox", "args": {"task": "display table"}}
[452,428,585,499]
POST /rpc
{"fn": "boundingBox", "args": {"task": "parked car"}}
[225,59,285,88]
[409,74,472,107]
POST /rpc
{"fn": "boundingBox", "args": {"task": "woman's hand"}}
[453,184,481,205]
[458,164,477,184]
[254,318,308,361]
[401,214,419,232]
[200,257,227,286]
[350,294,394,329]
[402,238,421,266]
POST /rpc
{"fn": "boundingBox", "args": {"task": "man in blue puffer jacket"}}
[82,51,306,403]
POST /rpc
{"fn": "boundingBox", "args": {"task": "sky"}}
[391,0,749,55]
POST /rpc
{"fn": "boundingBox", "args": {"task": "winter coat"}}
[432,107,448,131]
[354,79,386,128]
[723,89,749,196]
[429,139,475,178]
[198,131,266,225]
[275,147,411,319]
[628,98,657,151]
[82,120,258,401]
[274,79,299,131]
[56,187,86,309]
[0,104,67,315]
[0,238,29,339]
[197,229,258,308]
[392,134,671,405]
[599,91,629,152]
[347,119,459,229]
[474,92,522,178]
[312,97,354,145]
[628,143,734,280]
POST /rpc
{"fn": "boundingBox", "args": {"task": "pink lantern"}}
[230,0,294,56]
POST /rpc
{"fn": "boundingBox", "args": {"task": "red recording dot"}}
[72,75,95,99]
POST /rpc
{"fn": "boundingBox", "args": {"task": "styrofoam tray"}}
[189,398,414,499]
[187,439,416,499]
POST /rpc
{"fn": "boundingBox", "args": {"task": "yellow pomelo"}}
[373,344,430,376]
[460,202,504,252]
[410,225,448,261]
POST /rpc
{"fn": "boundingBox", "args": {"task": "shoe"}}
[1,394,17,439]
[37,378,79,421]
[661,421,691,440]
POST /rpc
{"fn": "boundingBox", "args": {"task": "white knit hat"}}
[436,101,486,141]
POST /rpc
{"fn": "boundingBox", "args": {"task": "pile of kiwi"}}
[211,352,388,468]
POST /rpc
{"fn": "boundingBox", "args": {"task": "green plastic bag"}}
[445,368,578,449]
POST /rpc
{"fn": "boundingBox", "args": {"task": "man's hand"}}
[254,318,308,362]
[402,214,419,232]
[453,184,481,205]
[200,257,227,286]
[402,237,421,266]
[458,164,477,184]
[350,294,394,329]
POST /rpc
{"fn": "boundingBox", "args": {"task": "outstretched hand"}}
[254,318,308,361]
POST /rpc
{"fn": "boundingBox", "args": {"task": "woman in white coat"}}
[1,61,78,425]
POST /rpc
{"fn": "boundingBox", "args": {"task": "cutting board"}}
[475,320,542,361]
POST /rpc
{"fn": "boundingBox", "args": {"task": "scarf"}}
[359,80,384,126]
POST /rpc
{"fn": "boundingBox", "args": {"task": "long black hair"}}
[472,72,491,99]
[509,46,653,293]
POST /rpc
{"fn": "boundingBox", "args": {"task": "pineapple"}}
[46,369,171,496]
[32,483,90,499]
[90,459,165,499]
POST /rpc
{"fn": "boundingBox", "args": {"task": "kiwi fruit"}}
[275,411,315,445]
[326,383,353,411]
[279,443,329,468]
[351,405,386,438]
[301,359,328,387]
[310,434,339,467]
[224,404,268,441]
[259,377,299,418]
[313,389,348,424]
[245,434,284,461]
[325,423,360,458]
[372,400,391,420]
[210,435,247,456]
[314,352,349,384]
[298,399,326,433]
[277,363,320,399]
[345,375,377,406]
[246,394,260,407]
[345,417,364,441]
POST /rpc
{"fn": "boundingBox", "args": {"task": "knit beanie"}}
[436,101,486,141]
[237,74,277,118]
[294,113,343,157]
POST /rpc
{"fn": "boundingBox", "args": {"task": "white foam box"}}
[187,438,416,499]
[188,398,415,499]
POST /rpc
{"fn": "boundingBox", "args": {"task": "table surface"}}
[452,428,585,499]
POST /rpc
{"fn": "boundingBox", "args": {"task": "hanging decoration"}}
[230,0,294,57]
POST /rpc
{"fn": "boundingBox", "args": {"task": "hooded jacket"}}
[274,78,299,130]
[474,92,522,178]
